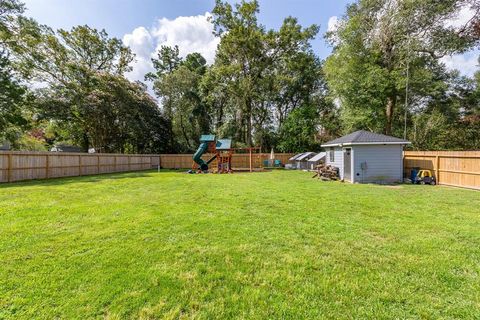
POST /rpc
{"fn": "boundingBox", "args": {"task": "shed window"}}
[329,147,335,162]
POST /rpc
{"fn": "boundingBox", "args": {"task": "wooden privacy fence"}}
[0,152,294,183]
[0,152,159,183]
[2,151,478,189]
[404,151,480,190]
[158,153,294,170]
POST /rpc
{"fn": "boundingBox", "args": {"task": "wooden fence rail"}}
[0,152,294,183]
[404,151,480,190]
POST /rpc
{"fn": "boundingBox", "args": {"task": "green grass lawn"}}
[1,170,479,319]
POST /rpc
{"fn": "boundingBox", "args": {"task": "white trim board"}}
[321,141,411,147]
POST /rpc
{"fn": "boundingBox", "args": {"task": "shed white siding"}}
[325,147,344,179]
[352,145,403,183]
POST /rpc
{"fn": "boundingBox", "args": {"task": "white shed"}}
[307,152,326,170]
[321,130,410,184]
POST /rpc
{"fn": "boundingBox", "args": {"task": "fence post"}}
[7,153,12,182]
[97,155,100,174]
[249,148,252,172]
[436,155,440,184]
[78,155,82,176]
[45,154,49,179]
[114,155,117,172]
[128,156,131,171]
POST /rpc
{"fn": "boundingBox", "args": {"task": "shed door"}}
[344,148,352,181]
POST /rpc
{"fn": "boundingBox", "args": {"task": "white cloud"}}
[327,16,338,33]
[123,26,155,83]
[441,50,479,76]
[445,6,475,29]
[123,26,154,58]
[152,13,219,64]
[123,12,219,85]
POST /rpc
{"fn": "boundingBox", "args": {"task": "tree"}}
[209,0,266,146]
[209,0,326,149]
[0,0,30,145]
[36,73,173,153]
[277,104,322,153]
[148,47,209,152]
[10,22,134,84]
[145,45,182,81]
[325,0,480,136]
[0,0,24,43]
[409,68,480,150]
[0,51,28,142]
[5,22,164,152]
[3,2,176,153]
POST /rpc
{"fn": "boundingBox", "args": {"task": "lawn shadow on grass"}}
[0,170,159,189]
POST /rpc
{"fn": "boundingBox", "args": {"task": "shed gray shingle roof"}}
[321,130,410,147]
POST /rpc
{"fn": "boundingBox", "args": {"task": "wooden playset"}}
[191,135,261,173]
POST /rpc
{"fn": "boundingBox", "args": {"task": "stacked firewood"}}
[312,164,340,181]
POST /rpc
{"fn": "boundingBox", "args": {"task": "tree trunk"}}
[245,98,253,146]
[179,116,192,151]
[216,101,224,130]
[81,131,89,153]
[234,108,244,144]
[246,114,252,146]
[385,95,395,135]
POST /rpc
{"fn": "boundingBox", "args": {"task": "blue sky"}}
[22,0,478,83]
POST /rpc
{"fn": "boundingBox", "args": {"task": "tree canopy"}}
[0,0,479,152]
[325,0,479,141]
[2,9,172,152]
[0,0,30,146]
